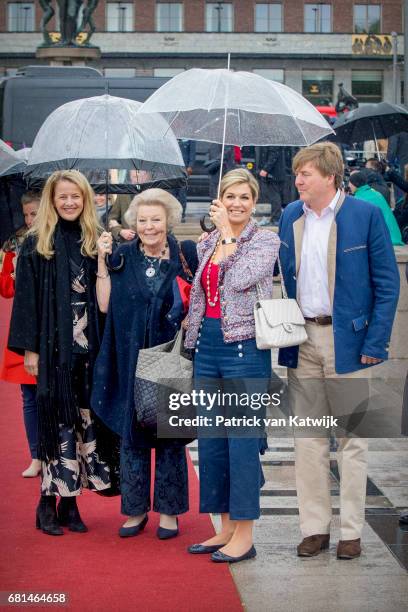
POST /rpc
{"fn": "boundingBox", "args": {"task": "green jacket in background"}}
[354,185,404,246]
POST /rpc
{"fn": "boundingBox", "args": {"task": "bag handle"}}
[171,329,184,355]
[256,256,288,301]
[177,242,194,282]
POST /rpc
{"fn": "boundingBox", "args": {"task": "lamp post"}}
[392,32,399,104]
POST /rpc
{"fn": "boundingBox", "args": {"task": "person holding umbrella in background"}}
[8,170,111,536]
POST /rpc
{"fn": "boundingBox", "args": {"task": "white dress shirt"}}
[297,190,341,317]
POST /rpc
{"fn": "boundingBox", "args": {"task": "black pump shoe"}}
[157,518,178,540]
[36,496,63,536]
[57,497,88,533]
[119,514,148,538]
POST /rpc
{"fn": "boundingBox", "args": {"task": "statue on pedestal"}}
[39,0,99,47]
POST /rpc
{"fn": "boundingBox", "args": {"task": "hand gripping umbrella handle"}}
[200,215,216,233]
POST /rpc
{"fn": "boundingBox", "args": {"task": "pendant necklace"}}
[140,242,168,277]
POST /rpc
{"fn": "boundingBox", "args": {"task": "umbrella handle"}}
[106,253,125,272]
[200,215,216,233]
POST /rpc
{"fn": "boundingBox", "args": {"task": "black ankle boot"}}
[36,496,63,536]
[57,497,88,533]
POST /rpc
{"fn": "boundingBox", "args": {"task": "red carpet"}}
[0,299,242,612]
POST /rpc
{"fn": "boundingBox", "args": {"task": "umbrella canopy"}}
[331,102,408,145]
[0,147,31,177]
[0,139,23,176]
[138,68,333,147]
[25,94,186,193]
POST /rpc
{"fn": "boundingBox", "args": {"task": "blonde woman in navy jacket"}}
[185,168,280,564]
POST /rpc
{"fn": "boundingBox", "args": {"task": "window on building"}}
[354,5,381,34]
[153,68,185,77]
[304,4,332,33]
[104,68,136,77]
[106,2,134,32]
[352,70,382,103]
[302,70,334,104]
[156,3,183,32]
[253,69,284,83]
[206,3,233,32]
[255,4,282,32]
[8,2,35,32]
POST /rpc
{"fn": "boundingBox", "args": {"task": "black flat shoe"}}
[157,518,178,540]
[187,543,224,554]
[211,545,257,564]
[57,497,88,533]
[119,514,148,538]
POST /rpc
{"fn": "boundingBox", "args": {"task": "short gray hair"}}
[124,188,183,230]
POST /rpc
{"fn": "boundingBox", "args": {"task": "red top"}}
[201,261,221,319]
[0,250,36,384]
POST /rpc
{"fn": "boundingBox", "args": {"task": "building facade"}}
[0,1,405,104]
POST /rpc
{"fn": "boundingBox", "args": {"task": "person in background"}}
[108,170,148,243]
[94,192,113,226]
[364,159,391,205]
[207,143,236,199]
[0,191,41,477]
[8,170,111,536]
[173,139,196,223]
[349,171,404,246]
[387,132,408,204]
[256,146,286,226]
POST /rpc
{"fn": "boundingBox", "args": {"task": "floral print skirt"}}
[41,408,111,497]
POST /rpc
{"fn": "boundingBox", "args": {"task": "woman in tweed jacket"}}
[185,168,280,564]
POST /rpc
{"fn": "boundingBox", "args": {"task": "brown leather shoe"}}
[337,538,361,559]
[297,534,330,557]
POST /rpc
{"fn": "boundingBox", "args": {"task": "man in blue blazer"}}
[278,142,400,560]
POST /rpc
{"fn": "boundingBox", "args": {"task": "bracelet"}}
[96,270,110,279]
[221,237,237,245]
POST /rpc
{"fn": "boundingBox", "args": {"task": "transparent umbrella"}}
[138,66,333,225]
[25,94,186,197]
[0,140,26,176]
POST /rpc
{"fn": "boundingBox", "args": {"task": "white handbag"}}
[254,258,308,350]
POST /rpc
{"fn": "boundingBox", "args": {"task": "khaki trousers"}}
[288,323,368,541]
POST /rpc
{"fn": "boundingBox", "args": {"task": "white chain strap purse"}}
[254,258,308,350]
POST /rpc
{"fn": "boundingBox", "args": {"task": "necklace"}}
[140,242,168,277]
[206,239,221,307]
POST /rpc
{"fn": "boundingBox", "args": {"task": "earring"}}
[252,208,256,215]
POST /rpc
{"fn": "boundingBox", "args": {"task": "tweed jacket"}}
[185,220,280,348]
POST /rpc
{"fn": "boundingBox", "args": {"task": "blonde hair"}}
[124,188,182,230]
[28,170,101,259]
[292,142,344,190]
[220,168,259,202]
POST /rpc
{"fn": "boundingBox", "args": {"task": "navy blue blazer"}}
[278,194,400,374]
[91,234,198,446]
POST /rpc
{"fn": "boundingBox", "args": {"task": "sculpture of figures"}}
[57,0,83,46]
[39,0,55,46]
[77,0,99,45]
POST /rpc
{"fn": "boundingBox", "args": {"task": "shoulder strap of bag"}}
[256,256,288,301]
[177,241,194,282]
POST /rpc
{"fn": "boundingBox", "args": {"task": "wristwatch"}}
[221,237,237,245]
